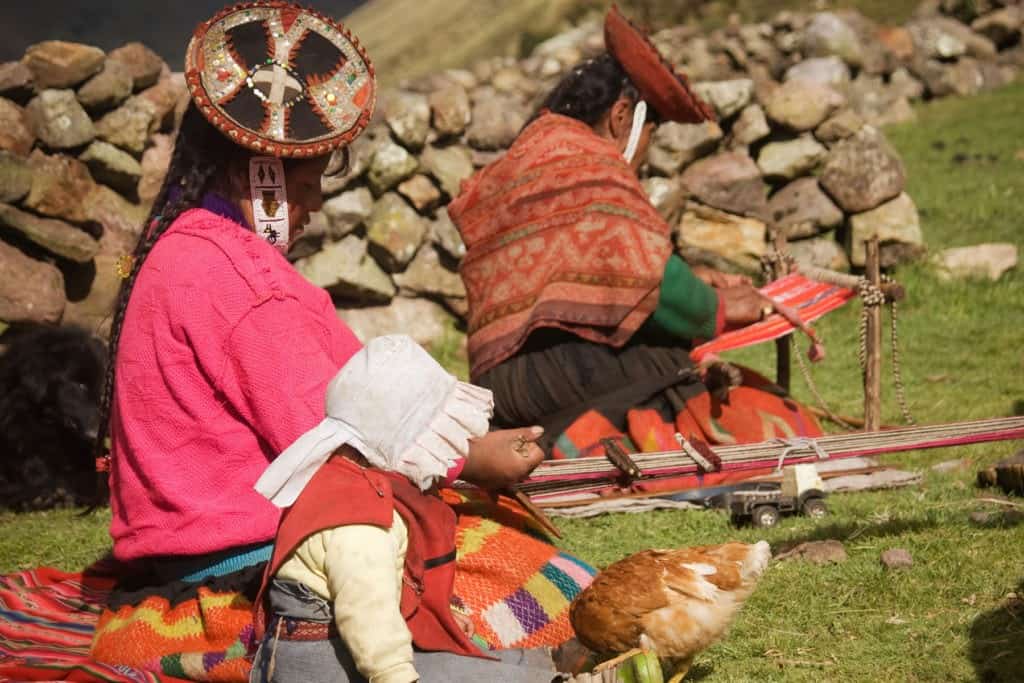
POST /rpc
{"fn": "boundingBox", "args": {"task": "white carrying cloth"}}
[623,99,648,164]
[255,334,494,507]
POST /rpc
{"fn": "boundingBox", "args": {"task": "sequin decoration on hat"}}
[185,2,376,158]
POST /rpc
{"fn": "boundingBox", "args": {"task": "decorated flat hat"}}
[604,5,715,124]
[185,2,376,158]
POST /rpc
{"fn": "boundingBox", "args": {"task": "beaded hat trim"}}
[185,2,376,157]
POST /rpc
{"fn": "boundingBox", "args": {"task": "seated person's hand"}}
[719,285,770,329]
[691,265,753,289]
[451,609,475,639]
[460,427,544,491]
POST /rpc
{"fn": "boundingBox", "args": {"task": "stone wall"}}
[0,1,1020,350]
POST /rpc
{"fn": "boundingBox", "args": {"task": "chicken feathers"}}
[570,541,771,661]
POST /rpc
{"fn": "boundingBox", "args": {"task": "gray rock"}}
[24,150,98,223]
[491,65,531,95]
[367,140,418,195]
[466,95,527,151]
[945,58,986,96]
[137,133,172,205]
[803,13,864,67]
[889,68,926,101]
[647,121,722,176]
[787,234,851,272]
[338,296,458,352]
[397,174,442,212]
[0,98,34,156]
[972,6,1023,47]
[814,109,865,143]
[384,91,431,151]
[79,140,141,196]
[76,60,133,111]
[0,240,65,324]
[106,42,165,91]
[138,74,188,133]
[61,225,135,336]
[767,177,843,238]
[756,134,827,180]
[693,79,753,119]
[429,84,472,137]
[642,177,684,223]
[680,151,767,218]
[0,61,34,102]
[729,104,771,148]
[22,40,105,89]
[764,80,845,131]
[296,234,396,303]
[774,539,848,564]
[820,126,905,213]
[419,144,474,198]
[848,192,923,267]
[0,201,99,262]
[394,243,466,298]
[366,192,428,272]
[81,184,147,236]
[784,56,851,87]
[869,97,916,127]
[880,548,914,570]
[0,151,34,203]
[430,208,465,261]
[908,16,996,60]
[934,243,1018,281]
[94,96,158,154]
[25,89,96,149]
[676,202,767,272]
[321,187,374,239]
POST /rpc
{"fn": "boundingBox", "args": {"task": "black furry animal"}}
[0,324,106,510]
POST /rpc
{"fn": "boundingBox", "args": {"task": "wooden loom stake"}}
[864,237,883,432]
[773,231,791,393]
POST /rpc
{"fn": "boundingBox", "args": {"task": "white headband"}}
[254,335,494,507]
[623,99,648,165]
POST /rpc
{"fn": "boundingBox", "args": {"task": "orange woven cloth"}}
[449,112,673,378]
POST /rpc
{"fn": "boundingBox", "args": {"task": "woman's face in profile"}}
[284,155,330,245]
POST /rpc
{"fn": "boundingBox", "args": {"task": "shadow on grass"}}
[771,516,938,553]
[969,580,1024,683]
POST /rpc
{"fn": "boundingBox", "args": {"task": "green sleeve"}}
[644,254,720,341]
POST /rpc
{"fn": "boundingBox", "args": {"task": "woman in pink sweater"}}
[87,5,578,681]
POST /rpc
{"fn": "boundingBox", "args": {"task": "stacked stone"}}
[1,1,1020,349]
[0,39,187,336]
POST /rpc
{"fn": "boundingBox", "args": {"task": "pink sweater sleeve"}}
[216,293,362,455]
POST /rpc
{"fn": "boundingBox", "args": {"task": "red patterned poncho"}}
[448,112,673,379]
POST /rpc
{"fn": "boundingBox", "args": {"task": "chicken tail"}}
[741,540,772,582]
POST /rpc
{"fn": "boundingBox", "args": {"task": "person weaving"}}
[251,335,564,683]
[448,7,822,462]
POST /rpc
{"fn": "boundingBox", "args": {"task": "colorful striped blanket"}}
[0,563,189,682]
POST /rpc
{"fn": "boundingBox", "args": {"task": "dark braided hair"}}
[90,102,255,503]
[533,52,655,127]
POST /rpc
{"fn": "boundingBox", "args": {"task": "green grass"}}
[3,82,1023,681]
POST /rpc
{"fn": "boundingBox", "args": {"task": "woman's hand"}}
[460,427,545,491]
[719,285,771,329]
[452,610,475,639]
[691,265,752,289]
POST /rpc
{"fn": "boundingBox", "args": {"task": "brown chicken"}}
[570,541,771,682]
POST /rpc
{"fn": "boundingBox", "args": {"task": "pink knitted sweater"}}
[109,208,362,561]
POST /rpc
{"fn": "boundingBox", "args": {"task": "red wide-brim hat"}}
[604,5,715,124]
[185,2,376,158]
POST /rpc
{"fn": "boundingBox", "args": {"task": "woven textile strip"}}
[448,112,674,378]
[691,273,856,362]
[442,488,596,650]
[0,564,189,683]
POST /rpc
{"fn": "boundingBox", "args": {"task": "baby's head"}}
[255,335,493,507]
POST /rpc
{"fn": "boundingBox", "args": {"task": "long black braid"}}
[90,103,250,504]
[531,53,651,127]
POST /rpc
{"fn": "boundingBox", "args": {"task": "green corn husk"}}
[615,650,664,683]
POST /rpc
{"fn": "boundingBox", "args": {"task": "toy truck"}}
[715,464,829,528]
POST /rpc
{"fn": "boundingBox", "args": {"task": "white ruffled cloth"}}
[255,334,494,507]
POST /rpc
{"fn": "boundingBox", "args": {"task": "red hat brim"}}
[604,5,715,124]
